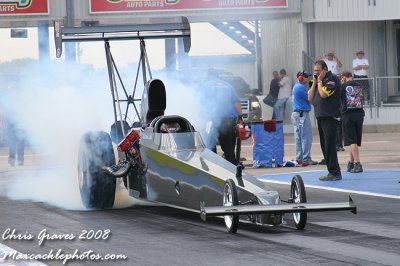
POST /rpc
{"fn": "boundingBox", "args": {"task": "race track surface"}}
[0,132,399,266]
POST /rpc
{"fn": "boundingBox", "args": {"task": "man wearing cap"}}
[352,50,370,101]
[291,71,317,166]
[315,51,343,76]
[308,60,342,181]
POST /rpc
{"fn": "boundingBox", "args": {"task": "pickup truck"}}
[176,68,262,125]
[217,73,262,125]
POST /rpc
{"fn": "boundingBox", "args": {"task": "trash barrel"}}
[252,120,284,168]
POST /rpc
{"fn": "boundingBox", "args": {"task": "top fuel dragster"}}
[55,17,356,233]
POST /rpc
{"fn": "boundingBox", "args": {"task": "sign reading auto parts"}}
[90,0,287,13]
[0,0,48,15]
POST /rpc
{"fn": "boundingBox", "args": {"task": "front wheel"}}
[78,131,116,209]
[291,175,307,230]
[223,179,239,233]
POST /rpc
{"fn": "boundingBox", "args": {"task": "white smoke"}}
[0,58,229,210]
[0,60,138,210]
[159,70,226,149]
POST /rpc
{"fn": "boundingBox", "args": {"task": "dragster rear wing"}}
[54,16,191,58]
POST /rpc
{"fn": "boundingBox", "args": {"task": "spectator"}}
[315,51,343,76]
[6,118,26,166]
[352,50,370,101]
[269,70,280,99]
[269,70,280,119]
[274,69,292,122]
[291,71,318,166]
[340,70,365,173]
[200,69,243,165]
[308,60,342,181]
[2,83,26,167]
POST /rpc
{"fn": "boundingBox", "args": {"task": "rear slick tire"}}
[78,131,116,209]
[291,175,307,230]
[223,179,239,233]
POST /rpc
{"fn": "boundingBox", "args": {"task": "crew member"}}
[308,60,342,181]
[200,69,243,165]
[291,71,317,166]
[340,70,365,173]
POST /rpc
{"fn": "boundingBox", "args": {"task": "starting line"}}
[256,169,400,199]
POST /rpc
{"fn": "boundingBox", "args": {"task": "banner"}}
[90,0,287,13]
[0,0,49,15]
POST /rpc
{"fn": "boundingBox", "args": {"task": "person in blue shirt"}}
[291,71,317,166]
[200,69,243,165]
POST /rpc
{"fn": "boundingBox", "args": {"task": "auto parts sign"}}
[90,0,287,13]
[0,0,48,15]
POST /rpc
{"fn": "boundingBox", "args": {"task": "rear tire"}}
[78,131,116,209]
[223,179,239,233]
[291,175,307,229]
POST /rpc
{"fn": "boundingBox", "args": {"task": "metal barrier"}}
[375,76,400,107]
[353,77,375,120]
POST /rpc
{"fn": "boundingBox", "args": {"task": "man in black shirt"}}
[267,71,280,119]
[340,70,365,173]
[269,70,280,99]
[308,60,342,181]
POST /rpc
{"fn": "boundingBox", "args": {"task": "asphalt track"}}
[0,132,399,266]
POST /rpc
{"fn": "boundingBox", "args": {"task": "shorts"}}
[342,112,364,146]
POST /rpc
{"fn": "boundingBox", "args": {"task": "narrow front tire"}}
[291,175,307,230]
[223,179,239,233]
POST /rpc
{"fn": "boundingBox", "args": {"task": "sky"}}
[0,22,248,70]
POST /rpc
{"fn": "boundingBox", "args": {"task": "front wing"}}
[200,196,356,221]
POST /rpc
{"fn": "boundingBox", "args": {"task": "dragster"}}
[55,17,356,233]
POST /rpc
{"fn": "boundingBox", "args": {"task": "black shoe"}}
[350,162,363,173]
[103,160,132,177]
[319,173,342,181]
[347,161,354,172]
[318,159,327,165]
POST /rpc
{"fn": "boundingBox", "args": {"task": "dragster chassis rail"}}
[200,196,357,221]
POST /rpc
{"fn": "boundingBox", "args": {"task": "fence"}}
[375,76,400,106]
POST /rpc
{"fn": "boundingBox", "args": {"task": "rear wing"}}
[54,16,191,58]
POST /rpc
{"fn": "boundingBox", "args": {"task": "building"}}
[263,0,400,127]
[1,0,399,128]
